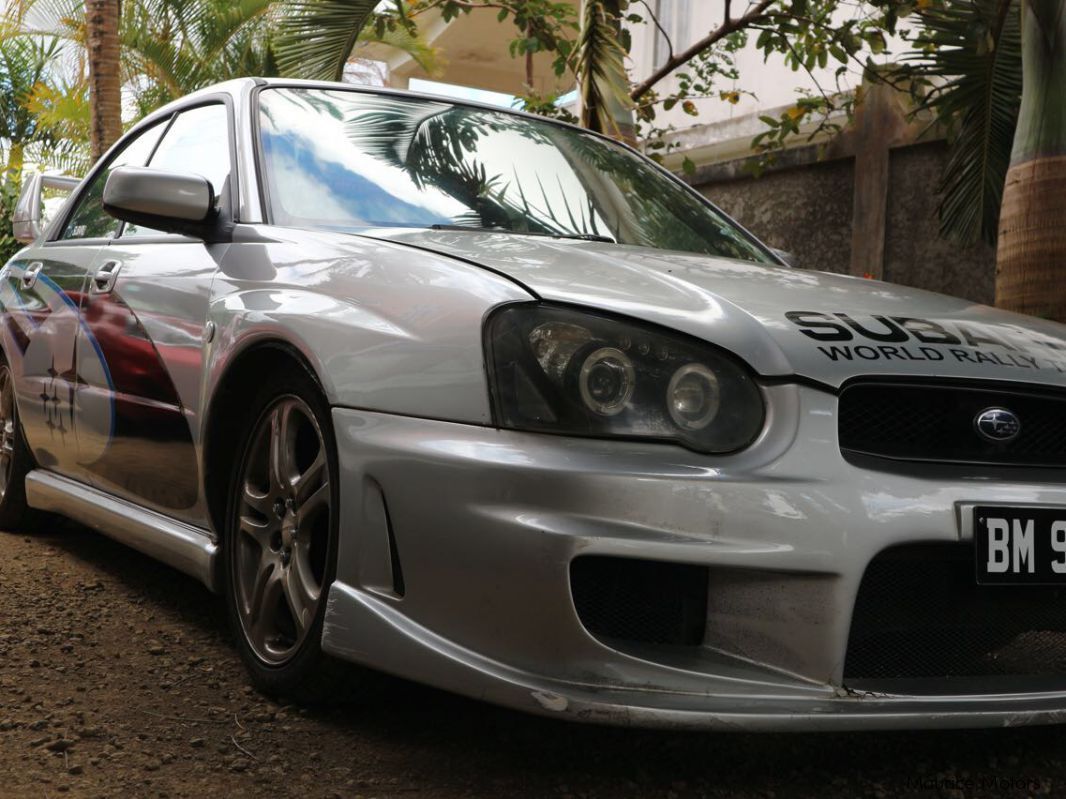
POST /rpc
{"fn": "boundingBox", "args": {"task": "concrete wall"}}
[692,141,996,305]
[884,143,996,305]
[698,157,854,277]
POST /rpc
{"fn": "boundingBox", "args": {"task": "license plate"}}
[974,507,1066,584]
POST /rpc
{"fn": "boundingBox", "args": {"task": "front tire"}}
[223,365,340,697]
[0,353,40,531]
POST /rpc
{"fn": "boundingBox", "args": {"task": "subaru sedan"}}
[5,77,1066,730]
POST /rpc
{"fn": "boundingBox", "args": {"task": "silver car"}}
[6,77,1066,730]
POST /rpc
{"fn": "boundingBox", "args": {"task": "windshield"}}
[257,87,773,263]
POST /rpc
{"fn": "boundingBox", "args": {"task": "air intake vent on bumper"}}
[570,556,709,647]
[845,543,1066,681]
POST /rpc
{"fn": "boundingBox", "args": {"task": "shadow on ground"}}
[5,521,1065,798]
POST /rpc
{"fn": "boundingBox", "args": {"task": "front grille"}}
[845,543,1066,680]
[570,556,708,647]
[838,381,1066,467]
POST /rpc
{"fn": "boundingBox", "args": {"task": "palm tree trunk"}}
[85,0,123,162]
[995,0,1066,320]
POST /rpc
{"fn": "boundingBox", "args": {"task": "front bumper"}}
[321,384,1066,730]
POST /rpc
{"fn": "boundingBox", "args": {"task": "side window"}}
[123,104,232,238]
[60,120,168,240]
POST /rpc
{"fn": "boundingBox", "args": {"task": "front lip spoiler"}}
[322,581,1066,732]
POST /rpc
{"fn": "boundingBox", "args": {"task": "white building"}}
[625,1,867,168]
[358,1,872,168]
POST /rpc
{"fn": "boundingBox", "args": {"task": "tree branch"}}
[748,23,834,111]
[630,0,775,102]
[412,0,511,15]
[635,0,673,62]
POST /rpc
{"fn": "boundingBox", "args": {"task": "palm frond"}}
[0,34,64,142]
[903,0,1022,244]
[6,0,82,41]
[274,0,377,81]
[341,95,452,166]
[576,0,632,140]
[355,18,443,78]
[24,76,89,142]
[28,134,90,176]
[118,0,283,112]
[190,0,275,65]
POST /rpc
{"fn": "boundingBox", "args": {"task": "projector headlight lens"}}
[668,363,720,431]
[485,304,765,453]
[579,347,635,416]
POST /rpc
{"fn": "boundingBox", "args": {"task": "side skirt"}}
[24,470,218,591]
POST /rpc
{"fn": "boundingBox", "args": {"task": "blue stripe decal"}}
[36,272,116,445]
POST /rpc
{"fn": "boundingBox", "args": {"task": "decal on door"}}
[78,288,200,509]
[0,266,96,444]
[0,262,199,510]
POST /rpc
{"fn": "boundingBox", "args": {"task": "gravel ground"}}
[2,522,1066,799]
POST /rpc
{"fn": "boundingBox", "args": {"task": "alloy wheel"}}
[233,396,331,665]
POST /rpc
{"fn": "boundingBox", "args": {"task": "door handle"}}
[91,260,122,294]
[21,261,43,290]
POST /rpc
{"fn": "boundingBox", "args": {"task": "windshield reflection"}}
[258,87,773,263]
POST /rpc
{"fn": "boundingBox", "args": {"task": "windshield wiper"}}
[429,223,615,244]
[555,232,617,243]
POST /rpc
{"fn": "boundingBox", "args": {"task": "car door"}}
[0,119,169,483]
[75,102,233,527]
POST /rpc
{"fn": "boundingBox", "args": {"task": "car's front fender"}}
[204,227,532,425]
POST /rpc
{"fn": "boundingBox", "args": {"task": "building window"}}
[653,0,693,68]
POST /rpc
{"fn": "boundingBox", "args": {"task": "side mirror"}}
[102,166,218,238]
[12,171,81,244]
[771,247,798,268]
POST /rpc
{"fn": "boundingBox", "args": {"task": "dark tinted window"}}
[60,120,167,240]
[257,87,772,262]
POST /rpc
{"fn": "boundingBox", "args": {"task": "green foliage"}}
[361,14,443,77]
[2,0,1026,258]
[517,89,579,125]
[0,174,22,266]
[0,0,455,179]
[0,16,88,179]
[119,0,280,113]
[2,0,286,162]
[434,0,578,78]
[322,1,925,155]
[275,0,577,86]
[0,34,65,167]
[315,0,1023,254]
[636,1,924,161]
[275,0,377,81]
[898,0,1022,244]
[638,30,749,160]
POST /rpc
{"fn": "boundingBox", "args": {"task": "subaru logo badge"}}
[974,407,1021,443]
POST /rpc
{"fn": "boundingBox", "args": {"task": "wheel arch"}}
[201,337,328,549]
[0,339,35,460]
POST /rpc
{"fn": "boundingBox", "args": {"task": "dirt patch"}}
[1,523,1065,798]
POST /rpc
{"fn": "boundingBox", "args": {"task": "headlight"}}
[485,304,765,453]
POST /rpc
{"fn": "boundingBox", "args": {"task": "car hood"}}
[367,228,1066,389]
